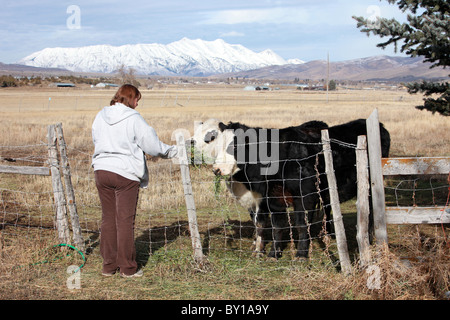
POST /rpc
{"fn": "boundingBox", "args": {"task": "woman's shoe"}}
[120,269,143,278]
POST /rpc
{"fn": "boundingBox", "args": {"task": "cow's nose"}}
[213,167,222,176]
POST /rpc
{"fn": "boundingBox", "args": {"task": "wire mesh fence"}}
[1,124,448,271]
[0,137,343,268]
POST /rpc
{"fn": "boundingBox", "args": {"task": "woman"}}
[92,84,177,277]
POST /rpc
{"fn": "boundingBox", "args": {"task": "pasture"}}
[0,84,449,300]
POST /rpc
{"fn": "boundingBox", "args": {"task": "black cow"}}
[212,119,390,259]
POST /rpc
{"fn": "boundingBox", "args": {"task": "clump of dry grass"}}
[343,234,449,300]
[352,246,433,299]
[283,227,449,300]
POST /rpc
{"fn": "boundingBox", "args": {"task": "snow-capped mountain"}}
[17,38,301,76]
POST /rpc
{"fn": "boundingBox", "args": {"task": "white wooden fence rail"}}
[357,109,450,266]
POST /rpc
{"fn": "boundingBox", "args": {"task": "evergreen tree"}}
[329,80,337,91]
[353,0,449,116]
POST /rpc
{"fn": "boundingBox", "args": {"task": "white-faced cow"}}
[191,118,390,259]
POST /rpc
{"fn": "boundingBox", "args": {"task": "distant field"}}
[0,85,449,156]
[0,85,448,300]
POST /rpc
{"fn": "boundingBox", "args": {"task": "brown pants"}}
[95,170,140,276]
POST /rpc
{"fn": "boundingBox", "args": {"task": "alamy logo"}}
[66,265,81,290]
[66,5,81,30]
[366,265,381,290]
[366,5,381,29]
[233,128,280,176]
[172,123,281,176]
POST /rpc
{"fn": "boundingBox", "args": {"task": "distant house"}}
[95,82,119,88]
[244,85,271,91]
[296,84,309,90]
[52,83,75,87]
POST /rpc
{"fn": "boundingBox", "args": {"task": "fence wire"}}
[0,140,341,266]
[1,138,448,270]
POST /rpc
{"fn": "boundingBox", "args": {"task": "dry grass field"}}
[0,84,448,156]
[0,84,449,301]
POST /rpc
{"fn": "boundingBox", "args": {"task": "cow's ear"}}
[301,128,321,140]
[218,122,227,132]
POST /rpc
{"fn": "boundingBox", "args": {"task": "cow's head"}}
[211,128,239,176]
[191,119,238,175]
[191,119,221,160]
[191,119,282,177]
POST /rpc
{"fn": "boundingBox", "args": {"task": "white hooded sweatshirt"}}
[92,103,177,188]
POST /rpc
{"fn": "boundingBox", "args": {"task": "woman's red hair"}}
[110,84,141,108]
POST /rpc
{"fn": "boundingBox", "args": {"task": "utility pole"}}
[326,52,329,103]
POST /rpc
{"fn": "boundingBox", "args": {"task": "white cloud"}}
[199,2,408,28]
[220,31,245,37]
[200,7,309,25]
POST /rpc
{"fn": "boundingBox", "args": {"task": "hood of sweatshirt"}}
[100,103,139,125]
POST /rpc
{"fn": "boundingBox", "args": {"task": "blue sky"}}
[1,0,409,64]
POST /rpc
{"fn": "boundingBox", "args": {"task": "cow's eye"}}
[204,130,218,144]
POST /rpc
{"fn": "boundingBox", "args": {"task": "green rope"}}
[54,243,86,273]
[14,243,86,272]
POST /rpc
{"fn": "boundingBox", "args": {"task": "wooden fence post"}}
[321,129,352,275]
[175,132,204,264]
[356,135,371,267]
[366,109,388,245]
[47,124,70,244]
[55,123,84,251]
